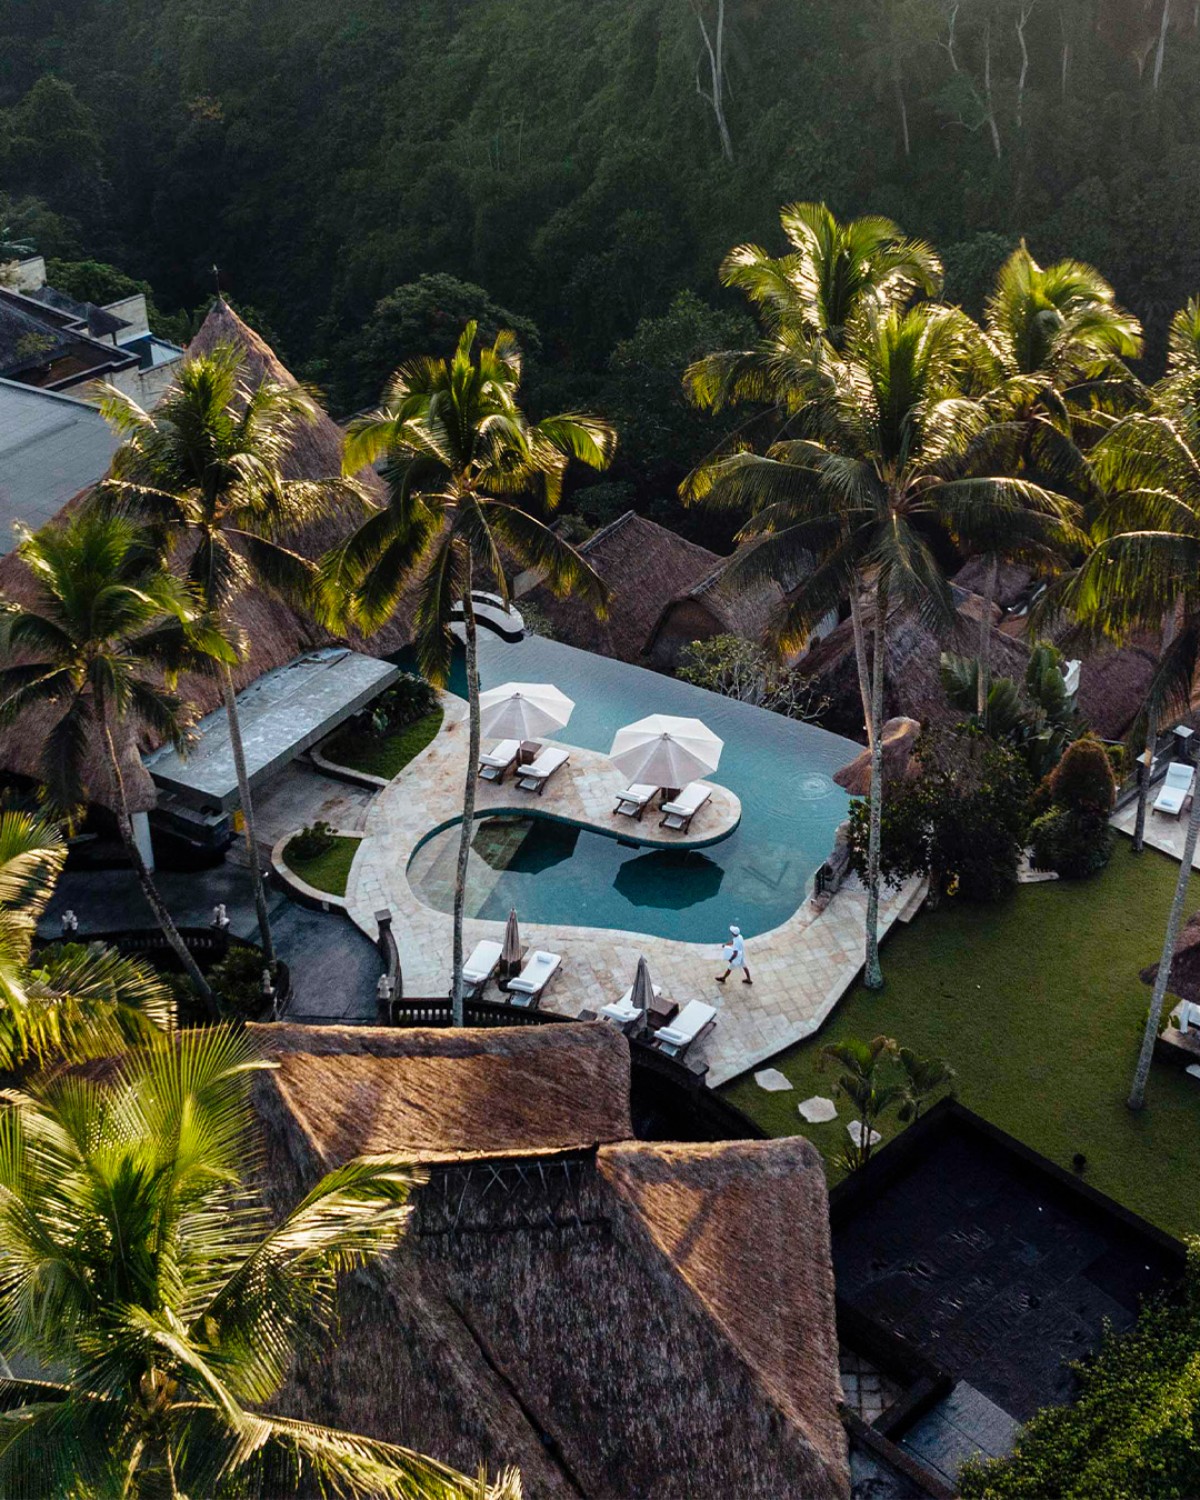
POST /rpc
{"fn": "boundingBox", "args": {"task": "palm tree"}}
[1061,405,1200,1109]
[895,1046,956,1121]
[0,1026,521,1498]
[687,302,1079,988]
[0,809,172,1069]
[96,337,359,967]
[334,323,615,1024]
[686,202,943,744]
[818,1035,902,1169]
[0,511,228,1011]
[971,243,1142,718]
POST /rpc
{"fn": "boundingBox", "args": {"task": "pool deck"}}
[343,696,914,1086]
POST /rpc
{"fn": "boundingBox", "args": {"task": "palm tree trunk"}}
[977,554,998,718]
[848,584,875,750]
[451,573,480,1028]
[864,576,889,990]
[98,713,217,1014]
[221,664,275,966]
[1129,779,1200,1108]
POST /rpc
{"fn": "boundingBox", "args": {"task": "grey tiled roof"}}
[0,379,119,548]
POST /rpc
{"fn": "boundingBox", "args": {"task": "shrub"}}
[288,819,336,861]
[369,674,439,736]
[677,635,826,721]
[209,944,270,1020]
[1048,735,1117,814]
[1029,736,1117,879]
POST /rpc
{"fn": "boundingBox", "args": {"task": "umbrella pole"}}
[451,571,480,1027]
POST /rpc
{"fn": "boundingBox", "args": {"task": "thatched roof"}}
[248,1022,848,1500]
[952,558,1036,612]
[646,538,800,669]
[523,511,720,664]
[0,301,418,811]
[834,716,921,796]
[1141,911,1200,1004]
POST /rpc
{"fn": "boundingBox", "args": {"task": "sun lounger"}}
[462,938,503,995]
[650,1000,717,1058]
[659,782,713,833]
[599,982,662,1029]
[478,739,521,782]
[1154,762,1195,818]
[506,949,561,1007]
[614,784,657,820]
[515,747,569,795]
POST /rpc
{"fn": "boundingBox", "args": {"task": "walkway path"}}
[344,697,913,1086]
[1112,800,1200,867]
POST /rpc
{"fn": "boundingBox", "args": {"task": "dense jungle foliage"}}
[4,0,1200,534]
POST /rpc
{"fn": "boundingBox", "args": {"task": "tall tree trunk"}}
[1154,0,1171,89]
[222,664,274,967]
[451,571,480,1028]
[98,712,216,1013]
[1016,5,1032,126]
[690,0,734,161]
[983,21,1003,159]
[848,583,876,750]
[1134,610,1177,854]
[977,554,998,718]
[893,69,911,157]
[864,576,889,990]
[1129,777,1200,1108]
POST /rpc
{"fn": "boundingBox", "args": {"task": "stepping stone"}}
[1186,1064,1200,1082]
[846,1119,881,1148]
[754,1068,793,1092]
[798,1095,838,1123]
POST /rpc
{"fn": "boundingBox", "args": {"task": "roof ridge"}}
[579,508,637,552]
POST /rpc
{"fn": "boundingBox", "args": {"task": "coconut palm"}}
[95,337,360,967]
[686,202,943,742]
[0,809,172,1069]
[968,243,1143,716]
[687,302,1080,988]
[0,1025,521,1498]
[0,511,229,1011]
[1059,406,1200,1109]
[333,322,614,1024]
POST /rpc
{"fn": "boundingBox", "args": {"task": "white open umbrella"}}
[479,682,575,741]
[609,714,723,788]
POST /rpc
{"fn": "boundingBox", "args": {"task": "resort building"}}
[249,1020,850,1500]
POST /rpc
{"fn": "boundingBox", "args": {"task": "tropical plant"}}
[818,1035,903,1169]
[0,511,228,1010]
[0,810,171,1069]
[687,294,1079,986]
[895,1047,957,1122]
[676,634,825,719]
[332,322,615,1023]
[95,337,359,968]
[686,202,943,743]
[0,1026,522,1498]
[941,639,1080,778]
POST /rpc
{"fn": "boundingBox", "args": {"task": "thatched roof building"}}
[646,542,796,672]
[1141,911,1200,1005]
[0,301,416,811]
[522,511,721,665]
[248,1021,849,1500]
[834,716,922,796]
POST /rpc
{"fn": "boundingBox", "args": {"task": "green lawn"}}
[321,707,443,781]
[723,840,1200,1238]
[283,835,361,897]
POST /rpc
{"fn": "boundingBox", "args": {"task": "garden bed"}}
[320,707,443,782]
[282,833,362,898]
[723,839,1200,1237]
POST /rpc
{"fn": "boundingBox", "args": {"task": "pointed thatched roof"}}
[523,511,721,664]
[834,716,922,796]
[646,538,801,669]
[248,1021,848,1500]
[0,301,419,811]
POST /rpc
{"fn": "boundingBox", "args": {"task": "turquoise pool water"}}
[407,635,857,942]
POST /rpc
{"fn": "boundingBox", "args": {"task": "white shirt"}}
[727,933,745,966]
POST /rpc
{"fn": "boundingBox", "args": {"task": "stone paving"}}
[1111,797,1200,868]
[341,695,913,1086]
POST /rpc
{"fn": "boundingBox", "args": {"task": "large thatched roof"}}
[524,511,720,664]
[1141,911,1200,1005]
[0,301,418,811]
[248,1021,848,1500]
[646,538,800,669]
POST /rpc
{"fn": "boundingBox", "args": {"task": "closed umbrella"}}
[501,907,522,978]
[609,714,723,790]
[629,954,655,1027]
[479,682,574,742]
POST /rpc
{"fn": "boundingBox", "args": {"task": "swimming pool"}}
[407,635,857,942]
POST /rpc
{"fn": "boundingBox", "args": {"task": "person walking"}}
[716,924,752,985]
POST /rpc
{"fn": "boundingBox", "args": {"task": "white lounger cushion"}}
[521,747,569,780]
[462,939,503,983]
[654,1000,717,1046]
[480,739,520,768]
[661,782,713,817]
[1155,763,1194,814]
[616,784,656,806]
[601,983,662,1022]
[508,949,562,993]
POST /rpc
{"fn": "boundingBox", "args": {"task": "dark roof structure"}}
[523,510,721,664]
[248,1021,850,1500]
[0,287,136,390]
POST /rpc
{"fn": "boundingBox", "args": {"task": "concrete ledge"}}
[271,828,363,912]
[309,741,389,791]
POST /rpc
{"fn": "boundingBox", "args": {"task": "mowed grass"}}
[322,707,443,781]
[723,839,1200,1238]
[283,835,361,897]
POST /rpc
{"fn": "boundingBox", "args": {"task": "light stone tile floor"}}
[342,695,914,1086]
[1112,798,1200,867]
